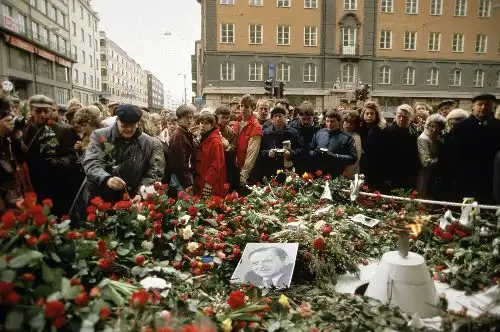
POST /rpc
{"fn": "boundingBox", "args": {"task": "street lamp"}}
[178,73,187,105]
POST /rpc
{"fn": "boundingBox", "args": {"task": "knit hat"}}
[271,107,287,118]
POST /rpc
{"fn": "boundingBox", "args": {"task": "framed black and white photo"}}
[231,243,299,289]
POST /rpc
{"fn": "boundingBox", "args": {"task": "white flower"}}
[187,242,199,252]
[183,225,194,240]
[137,214,146,222]
[141,241,154,250]
[140,277,170,290]
[314,220,326,231]
[158,310,171,321]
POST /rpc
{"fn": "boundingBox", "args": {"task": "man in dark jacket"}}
[291,101,321,174]
[310,108,357,178]
[24,95,77,216]
[259,107,302,180]
[383,104,420,192]
[450,93,500,203]
[82,104,159,205]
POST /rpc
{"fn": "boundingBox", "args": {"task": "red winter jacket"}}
[195,128,226,197]
[232,115,263,168]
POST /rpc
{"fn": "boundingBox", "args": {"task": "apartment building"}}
[196,0,499,110]
[68,0,100,105]
[99,31,147,107]
[145,71,164,112]
[0,0,75,103]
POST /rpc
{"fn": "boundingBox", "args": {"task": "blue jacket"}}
[309,129,357,177]
[259,124,303,178]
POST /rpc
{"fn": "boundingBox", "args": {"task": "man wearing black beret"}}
[81,104,162,207]
[450,93,500,203]
[437,100,457,117]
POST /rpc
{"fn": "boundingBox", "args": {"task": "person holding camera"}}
[259,107,302,180]
[23,95,77,216]
[0,92,32,212]
[309,108,357,178]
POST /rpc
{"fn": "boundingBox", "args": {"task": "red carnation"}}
[130,289,151,308]
[187,206,198,217]
[153,221,162,234]
[99,136,106,143]
[114,200,132,210]
[1,211,16,229]
[45,300,65,318]
[90,196,103,207]
[97,258,112,270]
[42,198,53,208]
[25,235,38,246]
[227,290,245,309]
[135,255,145,266]
[74,292,90,306]
[39,233,50,243]
[34,213,47,227]
[97,202,112,211]
[313,236,326,250]
[99,307,111,319]
[67,231,81,240]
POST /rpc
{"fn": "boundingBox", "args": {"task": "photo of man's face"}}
[249,248,286,278]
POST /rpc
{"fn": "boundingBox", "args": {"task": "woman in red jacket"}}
[195,112,226,197]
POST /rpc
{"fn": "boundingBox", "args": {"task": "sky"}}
[92,0,201,105]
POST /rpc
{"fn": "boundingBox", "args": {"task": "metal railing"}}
[339,44,360,56]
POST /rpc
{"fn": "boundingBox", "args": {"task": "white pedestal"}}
[364,251,439,318]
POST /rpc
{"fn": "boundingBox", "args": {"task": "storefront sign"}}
[7,35,35,53]
[3,15,19,33]
[37,48,56,61]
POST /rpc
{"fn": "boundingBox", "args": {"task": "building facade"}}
[145,71,164,112]
[68,0,100,105]
[99,31,147,107]
[196,0,500,110]
[0,0,76,103]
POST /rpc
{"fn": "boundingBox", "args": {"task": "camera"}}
[318,147,328,154]
[0,106,26,132]
[274,148,286,156]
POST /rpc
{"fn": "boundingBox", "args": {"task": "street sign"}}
[1,80,13,92]
[194,97,203,106]
[268,64,275,80]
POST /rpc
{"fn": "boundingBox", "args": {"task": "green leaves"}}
[8,250,44,268]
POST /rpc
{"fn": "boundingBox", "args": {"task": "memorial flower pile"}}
[0,172,499,331]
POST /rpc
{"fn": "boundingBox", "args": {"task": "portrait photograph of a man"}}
[231,243,299,289]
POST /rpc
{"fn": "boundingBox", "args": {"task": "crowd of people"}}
[1,91,499,222]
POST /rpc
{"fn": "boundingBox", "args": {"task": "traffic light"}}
[264,79,273,96]
[278,82,285,99]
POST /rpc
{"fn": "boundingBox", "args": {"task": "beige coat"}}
[344,132,362,179]
[416,131,439,197]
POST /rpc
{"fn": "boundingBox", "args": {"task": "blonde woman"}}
[73,106,101,152]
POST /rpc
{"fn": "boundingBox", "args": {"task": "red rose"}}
[25,235,38,246]
[187,206,198,217]
[39,233,50,243]
[84,231,96,239]
[17,212,27,224]
[99,307,111,319]
[34,213,47,227]
[23,192,37,208]
[454,229,467,238]
[1,211,16,229]
[87,205,97,214]
[130,289,151,308]
[5,291,20,304]
[114,200,132,210]
[45,300,65,318]
[42,198,53,208]
[29,205,43,214]
[97,202,112,211]
[322,224,331,236]
[227,290,245,309]
[313,236,326,250]
[99,136,106,143]
[97,239,107,253]
[153,221,162,234]
[67,231,81,240]
[87,213,96,223]
[260,233,269,241]
[169,198,176,205]
[90,197,104,207]
[74,293,90,306]
[97,258,112,270]
[135,255,145,266]
[440,232,454,242]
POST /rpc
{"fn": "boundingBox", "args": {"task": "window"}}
[404,31,417,50]
[345,0,357,10]
[94,20,97,32]
[95,59,98,68]
[249,24,263,44]
[80,6,83,19]
[88,13,91,26]
[473,69,484,87]
[405,0,418,14]
[341,64,356,83]
[455,0,467,16]
[83,72,87,86]
[478,0,491,17]
[379,30,392,49]
[303,63,317,82]
[220,61,234,81]
[402,67,416,85]
[430,0,443,15]
[452,33,464,52]
[49,5,56,20]
[1,4,11,17]
[378,66,391,84]
[95,39,98,50]
[72,22,76,36]
[82,50,86,63]
[220,23,235,43]
[17,14,26,34]
[277,63,290,82]
[36,56,52,79]
[30,0,36,6]
[249,0,263,5]
[220,0,235,4]
[475,34,487,53]
[248,62,263,81]
[73,68,79,83]
[40,27,48,45]
[31,21,39,40]
[81,28,84,42]
[277,25,291,45]
[72,0,75,12]
[451,69,462,86]
[57,12,65,28]
[304,0,317,8]
[426,67,439,86]
[304,26,317,46]
[90,75,93,88]
[381,0,393,12]
[90,55,93,67]
[72,45,77,59]
[277,0,290,7]
[39,0,47,14]
[88,34,92,47]
[428,32,441,51]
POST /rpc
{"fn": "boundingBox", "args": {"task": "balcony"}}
[339,44,360,58]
